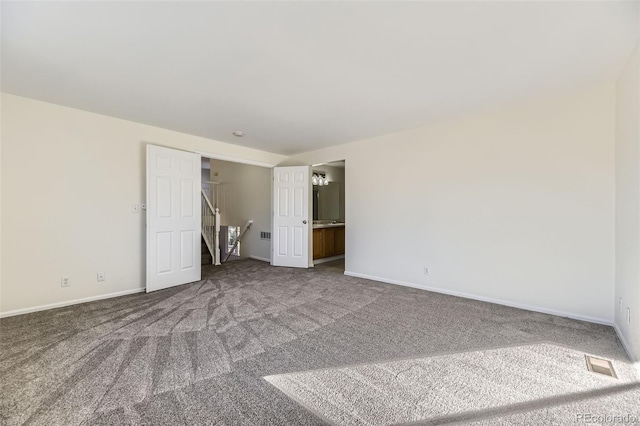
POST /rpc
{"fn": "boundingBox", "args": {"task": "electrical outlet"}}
[424,267,429,275]
[628,307,631,324]
[61,276,70,287]
[97,272,106,282]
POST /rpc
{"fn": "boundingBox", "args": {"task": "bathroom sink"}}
[312,221,345,228]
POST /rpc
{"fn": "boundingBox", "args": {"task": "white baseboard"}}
[248,255,271,263]
[344,271,612,326]
[613,322,639,363]
[313,255,345,265]
[0,288,146,318]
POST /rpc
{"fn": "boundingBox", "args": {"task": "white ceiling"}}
[2,1,638,155]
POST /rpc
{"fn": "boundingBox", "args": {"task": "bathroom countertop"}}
[312,223,346,229]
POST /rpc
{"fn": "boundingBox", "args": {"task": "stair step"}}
[201,236,214,265]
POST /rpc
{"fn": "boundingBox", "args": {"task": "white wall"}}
[284,83,616,324]
[615,43,640,361]
[210,159,272,262]
[0,93,285,315]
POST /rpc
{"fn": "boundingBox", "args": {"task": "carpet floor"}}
[1,259,638,425]
[266,343,640,425]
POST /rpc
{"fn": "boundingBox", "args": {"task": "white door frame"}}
[196,151,276,169]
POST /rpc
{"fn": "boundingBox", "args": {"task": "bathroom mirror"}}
[313,183,340,220]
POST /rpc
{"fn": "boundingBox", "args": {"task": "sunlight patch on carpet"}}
[264,343,639,425]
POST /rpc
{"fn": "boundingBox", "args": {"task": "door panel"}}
[278,188,288,216]
[277,227,288,256]
[293,227,304,257]
[157,232,172,273]
[272,166,310,268]
[157,178,172,217]
[293,187,304,217]
[147,145,201,292]
[181,230,195,269]
[181,179,195,217]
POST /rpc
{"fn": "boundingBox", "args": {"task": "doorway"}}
[198,151,276,266]
[311,160,346,272]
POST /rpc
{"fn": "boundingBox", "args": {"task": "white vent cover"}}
[585,355,617,378]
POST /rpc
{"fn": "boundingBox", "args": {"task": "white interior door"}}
[146,145,201,292]
[272,166,310,268]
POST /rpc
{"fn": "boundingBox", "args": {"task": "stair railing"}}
[223,220,253,263]
[201,189,221,265]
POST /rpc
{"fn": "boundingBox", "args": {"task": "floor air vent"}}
[585,355,617,378]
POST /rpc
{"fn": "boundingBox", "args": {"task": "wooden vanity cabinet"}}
[323,228,336,257]
[313,226,345,260]
[313,229,324,259]
[335,227,345,255]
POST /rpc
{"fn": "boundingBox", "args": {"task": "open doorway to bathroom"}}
[312,160,345,272]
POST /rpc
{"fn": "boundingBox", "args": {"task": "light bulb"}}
[312,174,318,185]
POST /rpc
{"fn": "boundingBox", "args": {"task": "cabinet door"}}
[313,229,324,260]
[323,228,336,257]
[335,227,345,255]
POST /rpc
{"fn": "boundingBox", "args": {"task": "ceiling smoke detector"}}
[232,131,244,137]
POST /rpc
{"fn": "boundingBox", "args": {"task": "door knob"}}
[303,220,307,224]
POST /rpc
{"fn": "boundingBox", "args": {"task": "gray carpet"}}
[266,343,640,425]
[0,259,638,425]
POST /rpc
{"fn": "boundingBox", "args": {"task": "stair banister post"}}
[214,207,221,266]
